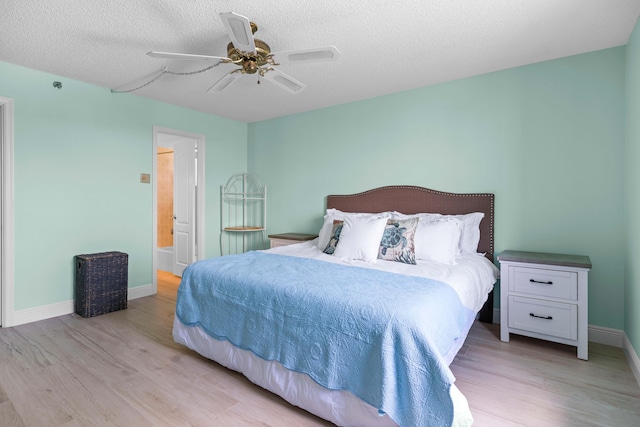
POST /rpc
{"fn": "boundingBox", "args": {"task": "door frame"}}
[1,96,14,327]
[152,126,205,293]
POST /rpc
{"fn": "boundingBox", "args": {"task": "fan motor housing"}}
[227,39,271,74]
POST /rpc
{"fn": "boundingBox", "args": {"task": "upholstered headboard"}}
[326,185,495,322]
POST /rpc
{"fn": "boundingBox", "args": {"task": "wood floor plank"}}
[457,379,607,427]
[52,358,153,426]
[0,400,25,427]
[202,367,332,427]
[458,323,640,426]
[219,399,332,427]
[467,408,525,427]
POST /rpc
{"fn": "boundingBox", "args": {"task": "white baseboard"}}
[492,308,623,347]
[589,325,624,347]
[8,284,155,327]
[128,283,154,300]
[11,299,75,327]
[623,334,640,387]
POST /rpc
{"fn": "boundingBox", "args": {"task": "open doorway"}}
[152,126,205,294]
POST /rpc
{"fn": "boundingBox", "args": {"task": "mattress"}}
[173,240,499,426]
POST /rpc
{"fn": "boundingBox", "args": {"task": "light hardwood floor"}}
[0,270,638,426]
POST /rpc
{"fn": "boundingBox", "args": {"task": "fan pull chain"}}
[111,61,223,94]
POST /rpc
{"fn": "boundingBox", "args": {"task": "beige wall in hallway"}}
[157,148,173,248]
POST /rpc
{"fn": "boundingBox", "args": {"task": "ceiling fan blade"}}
[147,51,231,61]
[206,73,241,94]
[220,12,256,53]
[262,69,306,94]
[270,46,340,64]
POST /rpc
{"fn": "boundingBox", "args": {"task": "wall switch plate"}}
[140,173,151,184]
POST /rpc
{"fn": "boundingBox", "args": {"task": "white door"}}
[173,139,196,276]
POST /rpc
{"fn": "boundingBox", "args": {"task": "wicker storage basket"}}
[75,251,128,318]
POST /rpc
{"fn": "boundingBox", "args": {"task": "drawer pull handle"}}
[530,313,553,320]
[530,279,553,285]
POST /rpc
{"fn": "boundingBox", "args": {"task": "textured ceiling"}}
[1,0,639,123]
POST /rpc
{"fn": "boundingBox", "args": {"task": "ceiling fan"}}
[147,12,340,94]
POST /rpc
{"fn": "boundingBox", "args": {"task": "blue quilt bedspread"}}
[175,252,475,427]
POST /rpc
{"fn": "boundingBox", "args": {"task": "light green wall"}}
[249,47,626,330]
[625,19,640,357]
[0,60,247,311]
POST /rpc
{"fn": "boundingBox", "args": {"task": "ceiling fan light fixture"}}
[242,60,259,74]
[226,38,271,66]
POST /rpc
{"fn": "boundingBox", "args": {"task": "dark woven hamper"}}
[75,251,128,318]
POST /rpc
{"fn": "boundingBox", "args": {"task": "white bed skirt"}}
[173,318,473,427]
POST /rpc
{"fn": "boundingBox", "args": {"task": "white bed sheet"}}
[173,242,498,426]
[266,238,499,314]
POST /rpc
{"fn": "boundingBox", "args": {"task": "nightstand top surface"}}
[498,250,591,269]
[268,233,318,241]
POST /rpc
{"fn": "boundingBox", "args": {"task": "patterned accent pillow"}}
[378,217,418,264]
[323,220,344,254]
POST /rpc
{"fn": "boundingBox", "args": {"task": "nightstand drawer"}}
[508,296,577,340]
[511,266,577,300]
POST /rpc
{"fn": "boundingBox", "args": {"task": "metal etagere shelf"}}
[220,173,267,255]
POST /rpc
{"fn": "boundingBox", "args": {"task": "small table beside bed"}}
[173,185,499,427]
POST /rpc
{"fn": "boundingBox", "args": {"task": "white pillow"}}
[456,212,484,255]
[316,210,387,250]
[333,216,389,262]
[317,215,340,250]
[393,211,484,254]
[415,218,462,264]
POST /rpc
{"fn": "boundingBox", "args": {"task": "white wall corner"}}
[623,333,640,387]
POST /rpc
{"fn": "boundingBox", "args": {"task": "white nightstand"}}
[498,250,591,360]
[268,233,318,249]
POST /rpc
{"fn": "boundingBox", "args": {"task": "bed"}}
[173,185,498,427]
